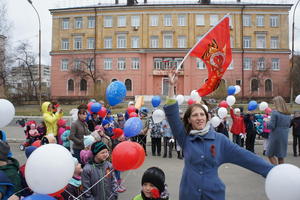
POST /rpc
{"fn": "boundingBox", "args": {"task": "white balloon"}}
[0,99,15,128]
[218,107,228,119]
[25,144,75,194]
[176,95,185,105]
[69,108,78,122]
[226,95,236,106]
[295,95,300,104]
[259,102,269,111]
[152,109,165,123]
[265,164,300,200]
[234,85,241,94]
[190,90,202,102]
[211,116,221,128]
[202,105,209,112]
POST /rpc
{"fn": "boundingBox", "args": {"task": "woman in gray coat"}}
[266,96,291,165]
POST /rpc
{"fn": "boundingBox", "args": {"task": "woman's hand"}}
[168,70,178,86]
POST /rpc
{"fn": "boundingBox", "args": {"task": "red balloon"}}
[87,102,94,112]
[187,98,196,105]
[98,107,107,118]
[31,140,41,147]
[265,107,272,115]
[131,142,145,169]
[219,100,229,108]
[49,186,66,197]
[129,112,138,118]
[127,106,136,114]
[112,141,140,171]
[112,128,124,139]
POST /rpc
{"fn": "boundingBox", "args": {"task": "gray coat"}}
[266,110,291,158]
[69,119,91,150]
[81,160,118,200]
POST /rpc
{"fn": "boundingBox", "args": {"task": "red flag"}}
[190,16,232,97]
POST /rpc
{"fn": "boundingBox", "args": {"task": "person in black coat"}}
[290,111,300,156]
[244,113,257,153]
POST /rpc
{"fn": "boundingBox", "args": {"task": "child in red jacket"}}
[230,107,246,147]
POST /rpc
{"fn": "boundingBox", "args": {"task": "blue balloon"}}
[91,102,102,113]
[23,194,56,200]
[124,117,143,138]
[248,100,258,111]
[227,86,236,95]
[106,81,127,106]
[151,96,161,107]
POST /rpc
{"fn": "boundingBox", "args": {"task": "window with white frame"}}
[117,34,126,48]
[150,15,159,26]
[210,15,218,26]
[178,15,186,26]
[196,14,204,26]
[153,58,162,70]
[243,15,251,26]
[88,16,95,28]
[118,16,126,27]
[87,38,95,49]
[118,58,126,70]
[163,34,173,48]
[243,36,251,48]
[256,15,264,27]
[74,59,81,70]
[243,57,252,70]
[257,57,265,70]
[131,36,139,48]
[61,39,69,50]
[272,58,280,70]
[256,34,266,48]
[104,37,112,49]
[164,15,172,26]
[74,37,82,50]
[62,18,69,29]
[104,58,112,70]
[131,57,140,69]
[75,17,83,29]
[104,16,113,27]
[125,79,132,91]
[270,36,279,49]
[61,59,68,71]
[196,58,205,69]
[270,16,279,27]
[178,36,186,48]
[150,36,159,48]
[131,15,140,27]
[174,58,183,69]
[228,61,234,70]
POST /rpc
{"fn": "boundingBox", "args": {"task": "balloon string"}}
[107,169,133,200]
[11,187,29,197]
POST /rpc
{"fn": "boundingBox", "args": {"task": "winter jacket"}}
[149,117,163,138]
[81,160,118,200]
[244,114,257,134]
[290,116,300,136]
[41,102,63,136]
[0,171,14,200]
[61,130,71,148]
[230,108,246,135]
[87,118,102,132]
[57,127,66,145]
[69,119,91,150]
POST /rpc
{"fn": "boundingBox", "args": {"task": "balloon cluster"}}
[86,101,108,119]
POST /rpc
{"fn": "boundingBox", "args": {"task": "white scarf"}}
[189,123,210,136]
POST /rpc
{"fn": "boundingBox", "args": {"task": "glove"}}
[169,138,175,143]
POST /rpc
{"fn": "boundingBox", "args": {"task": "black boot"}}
[177,151,183,159]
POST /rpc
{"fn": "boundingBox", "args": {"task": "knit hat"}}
[0,141,10,161]
[234,108,241,114]
[57,119,67,127]
[128,101,135,106]
[111,128,124,139]
[91,141,108,155]
[141,167,165,194]
[95,125,104,132]
[117,113,124,118]
[25,146,37,158]
[84,135,95,148]
[102,119,110,127]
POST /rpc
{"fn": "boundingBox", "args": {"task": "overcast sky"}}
[5,0,300,66]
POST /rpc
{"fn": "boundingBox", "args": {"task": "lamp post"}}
[26,0,42,107]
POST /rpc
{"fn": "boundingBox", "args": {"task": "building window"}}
[80,79,87,91]
[61,39,69,50]
[74,37,82,50]
[256,15,264,27]
[87,38,95,49]
[256,34,266,48]
[257,57,265,70]
[150,36,159,48]
[131,15,140,27]
[236,80,241,86]
[131,36,139,48]
[104,58,112,70]
[196,58,205,69]
[74,59,81,70]
[87,58,95,71]
[210,15,218,26]
[88,16,95,28]
[150,15,159,26]
[251,79,259,92]
[270,16,279,27]
[118,58,126,70]
[243,15,251,27]
[228,61,234,70]
[164,15,172,26]
[196,14,204,26]
[272,58,280,70]
[117,35,126,48]
[104,37,112,49]
[131,58,140,69]
[229,15,233,28]
[178,36,186,48]
[270,37,279,49]
[265,79,272,92]
[163,34,173,48]
[75,17,83,29]
[61,18,70,30]
[68,79,74,91]
[178,15,186,26]
[118,16,126,27]
[104,16,113,27]
[243,36,251,48]
[243,57,252,70]
[61,59,68,71]
[154,58,162,70]
[125,79,132,91]
[153,57,184,70]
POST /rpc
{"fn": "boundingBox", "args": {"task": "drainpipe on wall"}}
[241,5,245,100]
[94,7,97,97]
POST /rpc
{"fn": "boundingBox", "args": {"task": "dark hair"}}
[183,104,209,134]
[78,108,87,115]
[78,104,88,110]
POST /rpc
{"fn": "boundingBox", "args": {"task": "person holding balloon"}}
[229,107,246,147]
[163,71,273,200]
[137,109,150,155]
